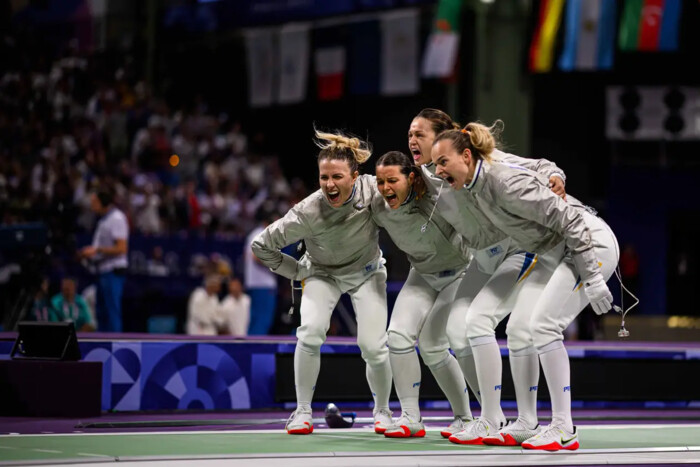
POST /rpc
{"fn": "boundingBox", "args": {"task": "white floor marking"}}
[77,452,113,457]
[2,423,699,438]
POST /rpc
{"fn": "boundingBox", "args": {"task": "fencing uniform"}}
[251,174,392,431]
[422,152,569,433]
[463,159,619,448]
[464,160,618,348]
[371,186,472,435]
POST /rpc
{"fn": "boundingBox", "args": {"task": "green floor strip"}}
[0,426,699,463]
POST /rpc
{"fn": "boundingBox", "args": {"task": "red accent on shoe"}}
[565,441,579,451]
[522,440,578,451]
[448,435,484,445]
[384,426,410,438]
[483,433,518,446]
[440,430,451,438]
[374,422,386,434]
[385,426,426,438]
[287,422,313,435]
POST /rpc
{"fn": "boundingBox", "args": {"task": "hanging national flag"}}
[244,28,276,108]
[618,0,682,52]
[315,47,345,101]
[314,26,346,101]
[434,0,462,33]
[278,23,310,104]
[658,0,682,50]
[529,0,566,73]
[381,9,419,95]
[422,0,462,78]
[558,0,617,71]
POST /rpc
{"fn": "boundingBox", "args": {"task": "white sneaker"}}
[373,407,393,434]
[483,417,541,446]
[286,407,313,435]
[440,416,472,439]
[448,418,502,445]
[384,413,426,438]
[521,423,579,451]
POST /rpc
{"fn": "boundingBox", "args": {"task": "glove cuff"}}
[572,249,601,282]
[272,253,299,280]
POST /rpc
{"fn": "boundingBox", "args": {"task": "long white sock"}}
[470,335,505,427]
[429,354,472,419]
[509,346,540,427]
[367,357,393,412]
[538,340,573,432]
[389,349,421,419]
[455,347,482,406]
[294,342,320,410]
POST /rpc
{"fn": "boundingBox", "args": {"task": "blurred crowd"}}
[0,31,309,334]
[0,36,308,248]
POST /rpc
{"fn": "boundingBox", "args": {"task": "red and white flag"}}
[315,46,345,101]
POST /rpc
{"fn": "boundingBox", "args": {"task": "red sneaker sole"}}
[385,427,426,438]
[448,436,484,445]
[522,440,579,451]
[287,423,313,435]
[483,434,518,446]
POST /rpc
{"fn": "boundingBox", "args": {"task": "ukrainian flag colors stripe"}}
[517,253,538,282]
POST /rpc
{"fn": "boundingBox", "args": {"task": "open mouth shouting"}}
[383,191,399,208]
[326,189,341,204]
[410,147,422,163]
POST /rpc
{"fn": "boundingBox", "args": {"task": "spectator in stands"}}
[50,277,95,331]
[26,278,59,322]
[79,187,129,332]
[146,246,169,277]
[186,274,223,335]
[220,276,250,336]
[245,210,279,335]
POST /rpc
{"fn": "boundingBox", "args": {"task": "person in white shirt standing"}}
[186,274,223,336]
[244,210,279,335]
[220,277,250,336]
[79,187,129,332]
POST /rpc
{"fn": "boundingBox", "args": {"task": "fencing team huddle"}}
[251,109,620,452]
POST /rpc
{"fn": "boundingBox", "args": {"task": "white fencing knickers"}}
[448,238,533,411]
[451,238,539,427]
[506,211,620,351]
[294,264,392,411]
[505,211,619,431]
[387,266,471,419]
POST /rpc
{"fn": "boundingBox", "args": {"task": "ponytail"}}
[315,128,372,172]
[433,120,503,162]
